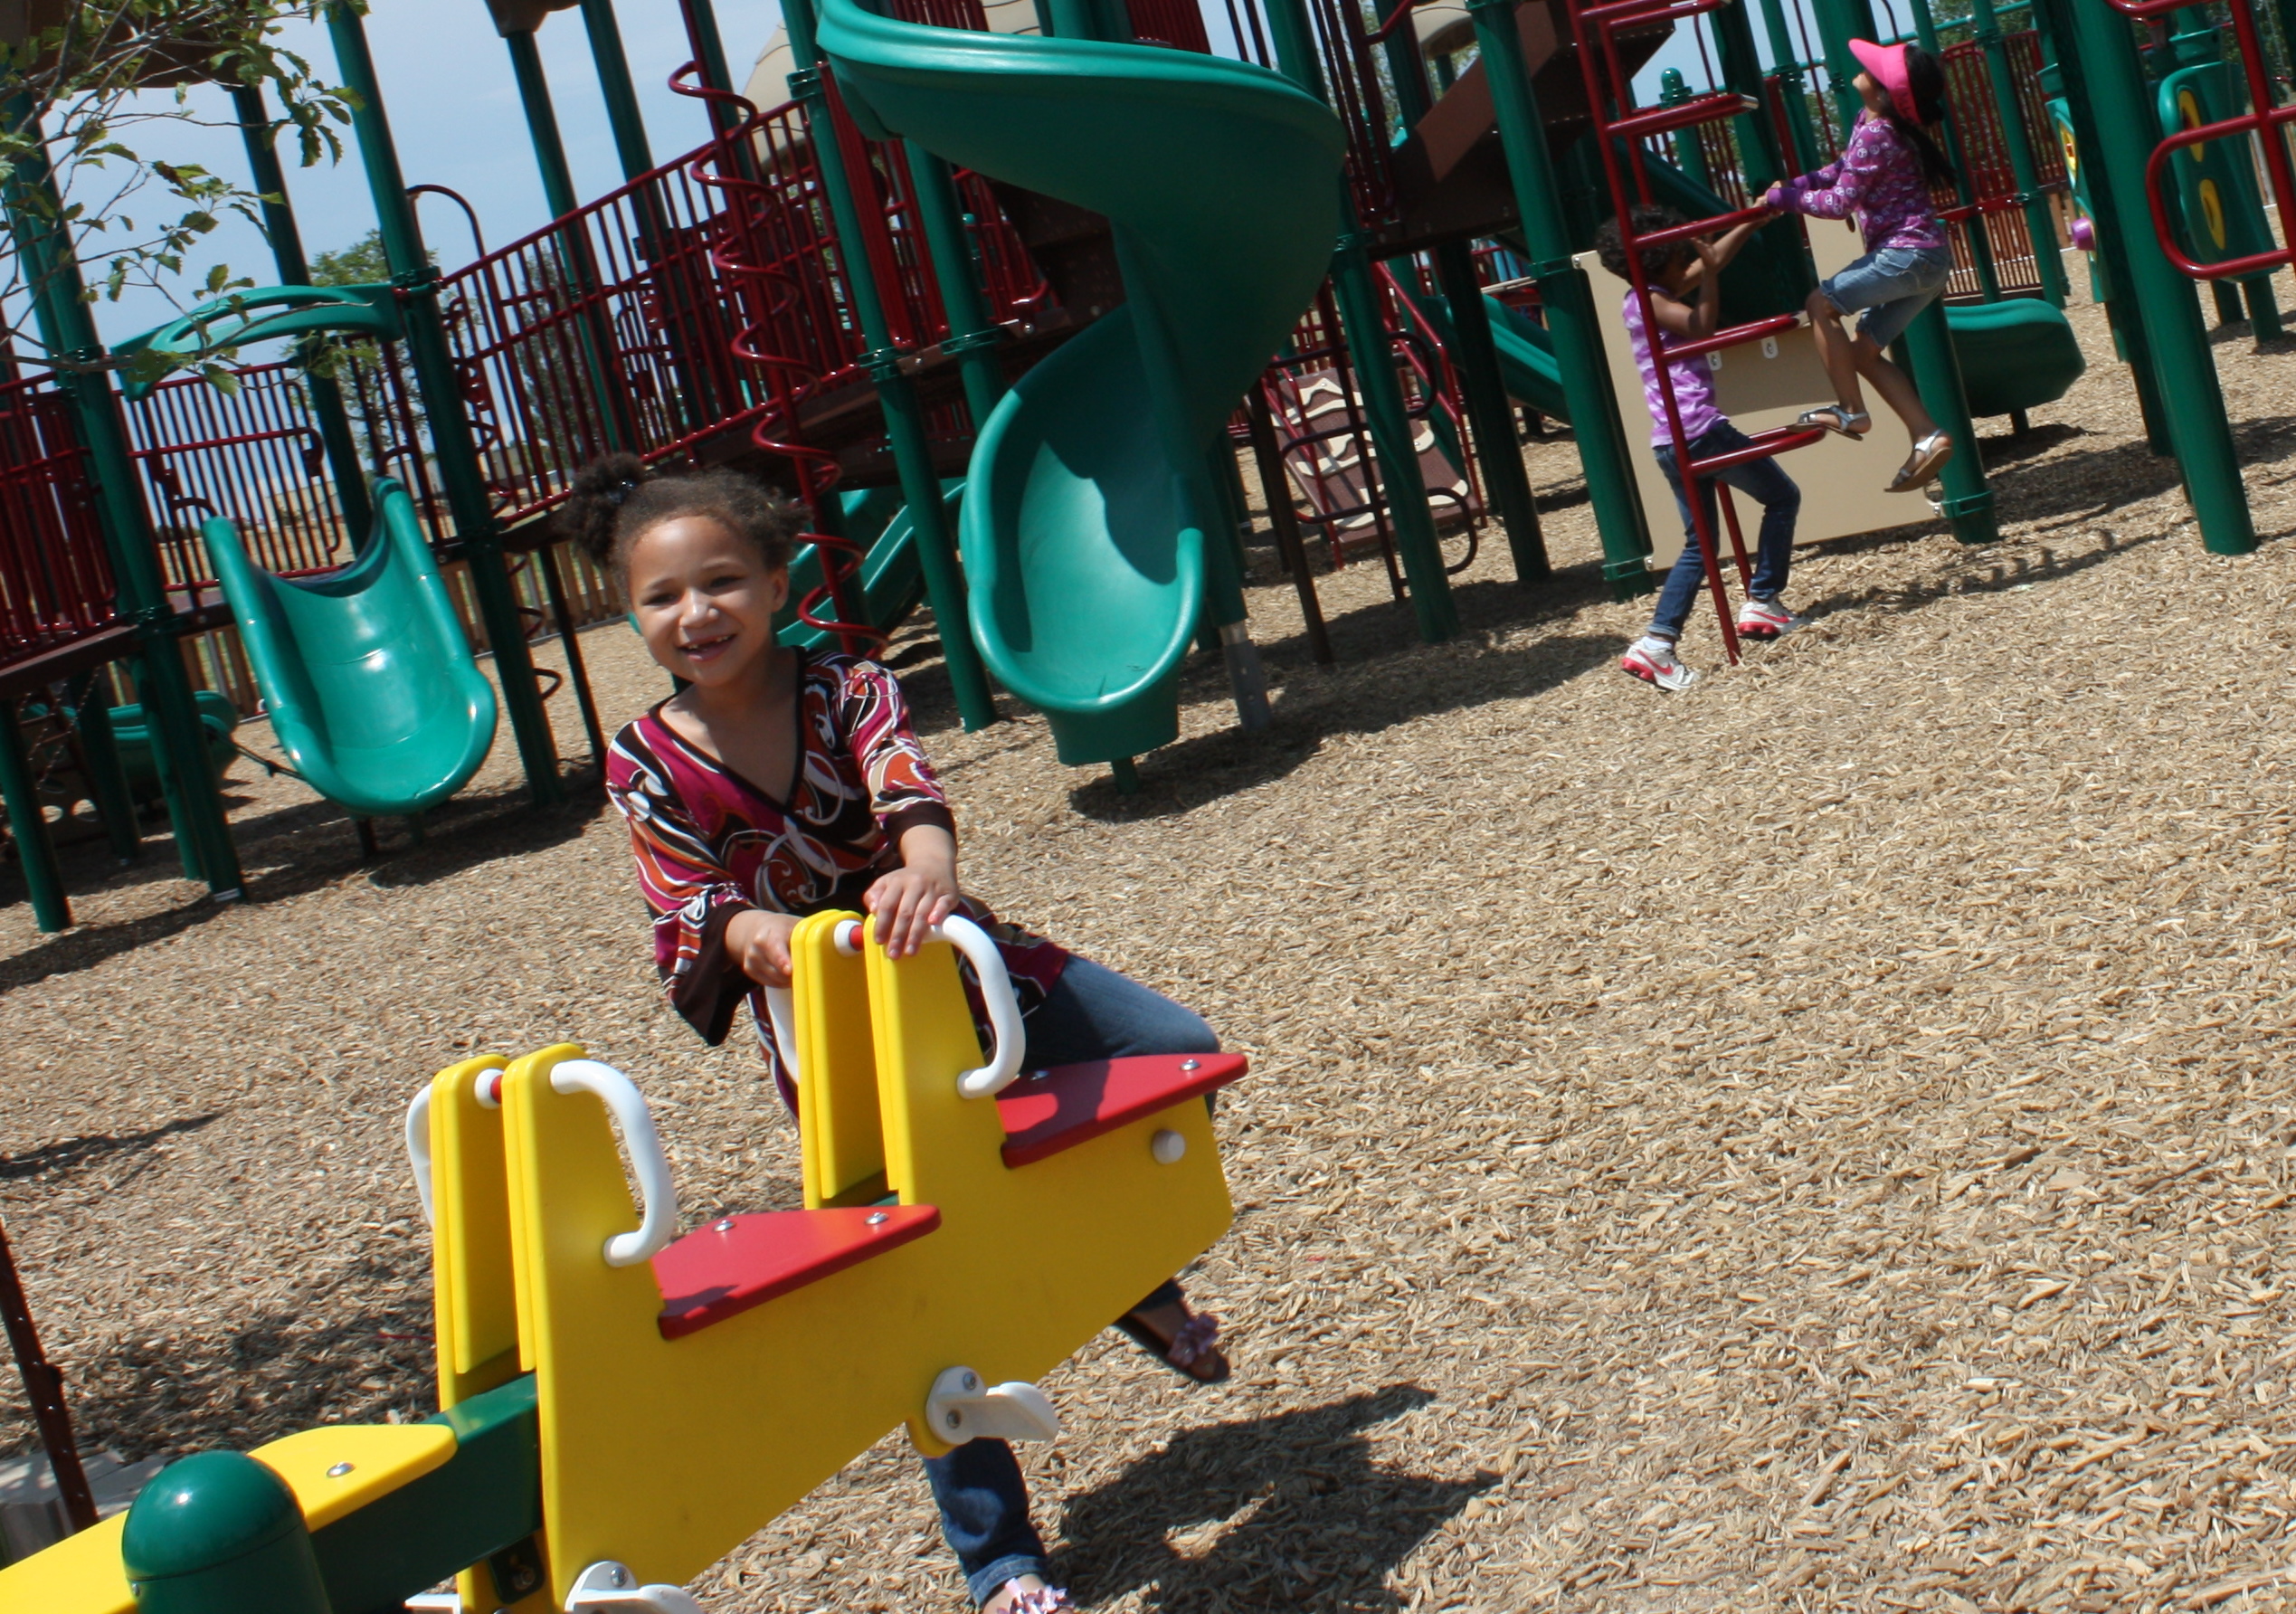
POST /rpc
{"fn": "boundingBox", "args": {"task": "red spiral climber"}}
[671,63,887,659]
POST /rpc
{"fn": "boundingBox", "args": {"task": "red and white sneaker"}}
[1619,636,1697,691]
[1735,597,1807,641]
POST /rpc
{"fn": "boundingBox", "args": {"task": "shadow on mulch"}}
[0,1113,219,1183]
[1073,628,1622,819]
[1053,1385,1491,1611]
[50,1254,438,1463]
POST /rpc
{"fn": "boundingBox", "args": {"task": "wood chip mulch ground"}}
[11,287,2296,1611]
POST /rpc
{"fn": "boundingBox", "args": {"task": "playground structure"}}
[0,0,2289,886]
[0,912,1249,1609]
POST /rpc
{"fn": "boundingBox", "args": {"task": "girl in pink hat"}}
[1762,39,1961,494]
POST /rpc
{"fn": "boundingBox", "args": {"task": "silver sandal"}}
[1886,431,1954,492]
[1797,404,1871,438]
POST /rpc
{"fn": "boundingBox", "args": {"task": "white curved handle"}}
[763,986,802,1087]
[549,1059,680,1267]
[933,915,1025,1100]
[404,1087,434,1225]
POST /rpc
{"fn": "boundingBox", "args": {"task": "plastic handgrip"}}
[763,986,802,1086]
[933,915,1025,1100]
[404,1087,434,1225]
[549,1059,682,1267]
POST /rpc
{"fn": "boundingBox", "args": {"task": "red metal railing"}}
[0,375,117,670]
[121,350,441,603]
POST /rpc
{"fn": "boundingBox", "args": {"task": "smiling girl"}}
[564,453,1229,1614]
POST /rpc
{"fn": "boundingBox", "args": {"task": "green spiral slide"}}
[819,0,1344,766]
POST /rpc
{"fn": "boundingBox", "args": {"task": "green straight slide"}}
[204,479,498,819]
[820,0,1344,764]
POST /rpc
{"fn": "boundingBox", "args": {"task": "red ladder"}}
[1566,0,1825,661]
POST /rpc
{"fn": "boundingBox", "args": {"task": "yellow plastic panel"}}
[793,910,886,1208]
[427,1054,519,1406]
[501,1042,948,1606]
[866,922,1233,1457]
[251,1422,458,1530]
[0,1514,130,1614]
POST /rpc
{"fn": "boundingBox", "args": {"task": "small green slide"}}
[204,479,498,818]
[820,0,1345,765]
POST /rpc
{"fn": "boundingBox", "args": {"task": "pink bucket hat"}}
[1848,38,1916,119]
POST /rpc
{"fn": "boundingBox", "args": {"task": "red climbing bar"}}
[1635,205,1784,252]
[1662,313,1800,364]
[1601,91,1759,141]
[1687,426,1827,478]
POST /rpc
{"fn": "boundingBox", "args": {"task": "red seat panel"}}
[996,1052,1248,1168]
[653,1203,940,1340]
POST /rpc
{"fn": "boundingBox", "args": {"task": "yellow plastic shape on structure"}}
[0,1426,458,1614]
[863,918,1233,1457]
[426,1054,520,1406]
[793,911,887,1208]
[497,1039,950,1608]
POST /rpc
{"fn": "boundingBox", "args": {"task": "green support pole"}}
[327,3,566,800]
[230,83,372,539]
[2031,14,2172,448]
[70,670,142,862]
[3,100,243,898]
[578,0,655,181]
[502,32,580,218]
[783,0,999,727]
[902,144,1009,425]
[1371,0,1546,580]
[1756,0,1826,171]
[679,0,749,140]
[1809,0,1999,543]
[1966,0,2068,302]
[1462,0,1654,596]
[1908,0,2003,301]
[1660,71,1716,191]
[501,24,641,454]
[0,698,71,931]
[1260,0,1458,637]
[1432,242,1549,577]
[1709,0,1815,303]
[2054,0,2253,551]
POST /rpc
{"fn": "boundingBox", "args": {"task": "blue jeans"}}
[1823,244,1953,348]
[922,954,1219,1604]
[1649,422,1802,641]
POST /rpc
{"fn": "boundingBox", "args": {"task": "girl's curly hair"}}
[555,453,802,583]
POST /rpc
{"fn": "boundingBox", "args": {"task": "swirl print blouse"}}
[604,651,1067,1106]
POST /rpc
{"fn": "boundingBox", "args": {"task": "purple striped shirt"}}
[1622,289,1725,448]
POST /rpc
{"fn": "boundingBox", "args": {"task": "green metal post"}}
[70,670,142,862]
[1371,0,1546,579]
[2055,0,2253,551]
[0,698,70,931]
[230,83,372,538]
[2030,10,2172,448]
[122,1452,331,1614]
[503,32,581,217]
[578,0,655,181]
[1709,0,1815,302]
[327,3,566,800]
[680,0,748,138]
[1661,69,1715,191]
[1432,242,1549,577]
[903,145,1009,426]
[1463,0,1654,596]
[3,100,243,897]
[783,0,999,727]
[1756,0,1826,171]
[1811,0,1999,543]
[501,24,641,454]
[1261,0,1459,636]
[1908,0,2003,301]
[1965,0,2066,302]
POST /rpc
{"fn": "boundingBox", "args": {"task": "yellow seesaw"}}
[412,910,1246,1609]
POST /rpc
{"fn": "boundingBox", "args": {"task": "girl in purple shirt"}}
[1765,39,1960,494]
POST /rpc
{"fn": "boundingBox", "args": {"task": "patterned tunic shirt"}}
[604,651,1067,1107]
[1772,111,1948,253]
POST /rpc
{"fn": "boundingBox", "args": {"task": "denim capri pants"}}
[1820,244,1953,349]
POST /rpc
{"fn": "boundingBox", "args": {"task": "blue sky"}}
[57,0,1831,347]
[68,0,783,344]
